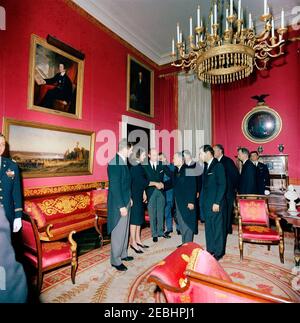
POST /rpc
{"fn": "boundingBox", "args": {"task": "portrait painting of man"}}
[127,55,154,117]
[28,34,84,119]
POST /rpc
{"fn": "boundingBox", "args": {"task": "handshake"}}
[154,182,164,190]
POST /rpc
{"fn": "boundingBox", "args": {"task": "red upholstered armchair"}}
[21,214,77,293]
[148,243,290,303]
[236,194,284,263]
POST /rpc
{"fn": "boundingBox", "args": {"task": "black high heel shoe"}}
[130,245,144,254]
[137,243,149,249]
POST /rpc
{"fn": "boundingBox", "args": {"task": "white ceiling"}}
[73,0,300,65]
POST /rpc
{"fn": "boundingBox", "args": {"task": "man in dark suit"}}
[213,144,239,235]
[0,207,28,303]
[107,139,133,271]
[0,134,23,233]
[173,152,197,245]
[237,147,258,195]
[250,151,271,195]
[158,153,175,236]
[130,71,150,114]
[199,145,226,261]
[143,149,172,242]
[40,63,73,109]
[183,150,204,224]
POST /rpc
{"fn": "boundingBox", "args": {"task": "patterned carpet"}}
[38,224,300,303]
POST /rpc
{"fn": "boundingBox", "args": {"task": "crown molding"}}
[71,1,297,67]
[72,0,163,65]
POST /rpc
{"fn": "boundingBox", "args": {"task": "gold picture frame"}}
[28,34,84,119]
[242,105,282,144]
[3,118,95,178]
[127,55,154,118]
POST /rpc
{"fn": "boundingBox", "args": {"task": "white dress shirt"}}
[207,157,214,170]
[150,161,157,170]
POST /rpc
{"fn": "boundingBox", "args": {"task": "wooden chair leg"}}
[268,245,271,251]
[279,240,284,264]
[69,231,78,284]
[37,269,44,294]
[94,215,104,247]
[239,239,243,261]
[71,262,77,284]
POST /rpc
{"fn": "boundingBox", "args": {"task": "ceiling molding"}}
[72,0,163,64]
[71,0,298,67]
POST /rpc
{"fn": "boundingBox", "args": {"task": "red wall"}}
[0,0,176,188]
[212,30,300,182]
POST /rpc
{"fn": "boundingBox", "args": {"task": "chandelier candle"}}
[214,3,217,25]
[197,5,201,28]
[226,8,229,30]
[248,13,252,29]
[238,0,241,20]
[264,0,268,15]
[271,19,275,39]
[281,9,284,28]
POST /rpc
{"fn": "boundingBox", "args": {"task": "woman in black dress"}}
[129,149,161,253]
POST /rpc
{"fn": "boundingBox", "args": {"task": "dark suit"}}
[219,155,239,235]
[238,159,258,194]
[0,157,23,231]
[130,164,149,226]
[143,162,172,238]
[200,158,226,259]
[41,72,73,109]
[185,161,203,223]
[255,162,270,195]
[0,207,27,303]
[174,165,197,243]
[107,154,131,266]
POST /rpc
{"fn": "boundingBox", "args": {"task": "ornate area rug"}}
[39,225,300,303]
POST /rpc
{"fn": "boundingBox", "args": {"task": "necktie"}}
[152,163,156,171]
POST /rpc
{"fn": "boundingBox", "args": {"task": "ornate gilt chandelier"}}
[171,0,288,84]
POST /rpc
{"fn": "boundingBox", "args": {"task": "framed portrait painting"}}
[28,34,84,119]
[127,55,154,118]
[2,118,95,178]
[242,105,282,143]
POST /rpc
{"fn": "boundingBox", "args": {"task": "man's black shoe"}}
[176,229,181,235]
[164,230,173,235]
[161,233,171,239]
[121,256,134,261]
[112,263,127,271]
[153,237,158,242]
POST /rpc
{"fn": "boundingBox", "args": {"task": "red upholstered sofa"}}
[148,243,291,303]
[22,185,108,292]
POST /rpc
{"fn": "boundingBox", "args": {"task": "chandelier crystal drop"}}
[171,0,287,84]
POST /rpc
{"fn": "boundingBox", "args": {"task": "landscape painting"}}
[3,118,94,178]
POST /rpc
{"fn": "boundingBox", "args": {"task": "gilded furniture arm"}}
[269,213,283,237]
[147,275,190,294]
[185,270,291,303]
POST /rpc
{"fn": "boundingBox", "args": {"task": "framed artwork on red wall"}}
[28,34,84,119]
[242,105,282,144]
[2,118,95,178]
[127,55,154,118]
